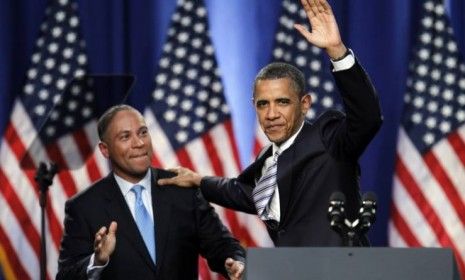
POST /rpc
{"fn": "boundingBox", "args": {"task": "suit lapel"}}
[150,169,172,274]
[102,174,156,271]
[276,145,294,225]
[277,122,312,226]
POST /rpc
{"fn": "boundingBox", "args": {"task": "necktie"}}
[253,151,280,220]
[131,185,156,263]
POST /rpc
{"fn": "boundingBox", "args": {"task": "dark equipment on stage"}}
[328,191,377,246]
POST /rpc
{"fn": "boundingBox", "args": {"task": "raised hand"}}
[294,0,347,59]
[93,221,117,266]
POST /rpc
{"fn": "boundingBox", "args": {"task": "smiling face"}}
[254,78,311,145]
[98,109,153,183]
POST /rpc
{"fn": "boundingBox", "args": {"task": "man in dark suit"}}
[157,0,382,247]
[56,105,245,280]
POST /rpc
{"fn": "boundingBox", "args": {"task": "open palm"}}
[295,0,346,59]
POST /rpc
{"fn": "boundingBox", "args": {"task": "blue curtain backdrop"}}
[0,0,464,247]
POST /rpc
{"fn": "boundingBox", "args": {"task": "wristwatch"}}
[331,48,352,62]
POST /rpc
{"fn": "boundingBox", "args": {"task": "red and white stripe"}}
[389,126,465,277]
[0,101,109,280]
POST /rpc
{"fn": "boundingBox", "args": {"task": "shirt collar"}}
[114,169,152,197]
[272,121,305,155]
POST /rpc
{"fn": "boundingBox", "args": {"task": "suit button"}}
[278,229,286,235]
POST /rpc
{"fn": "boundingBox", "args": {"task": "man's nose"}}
[132,136,145,147]
[265,104,279,119]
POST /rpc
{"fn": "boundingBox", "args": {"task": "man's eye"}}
[278,99,290,105]
[256,101,267,108]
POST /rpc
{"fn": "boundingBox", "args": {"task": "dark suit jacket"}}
[200,60,382,247]
[57,168,244,280]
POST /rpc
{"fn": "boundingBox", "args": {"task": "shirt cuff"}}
[86,253,108,280]
[331,49,355,72]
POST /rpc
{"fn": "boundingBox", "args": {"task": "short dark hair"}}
[253,62,306,98]
[97,104,139,141]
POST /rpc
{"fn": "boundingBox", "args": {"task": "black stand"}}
[343,220,358,247]
[328,192,376,247]
[339,219,368,247]
[329,212,368,247]
[34,162,58,280]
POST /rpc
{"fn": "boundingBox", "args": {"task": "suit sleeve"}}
[194,190,245,277]
[56,200,94,280]
[321,60,383,160]
[200,176,257,214]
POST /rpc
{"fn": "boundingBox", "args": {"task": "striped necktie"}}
[131,185,156,263]
[253,151,280,220]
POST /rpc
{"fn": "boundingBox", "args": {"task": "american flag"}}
[253,0,343,156]
[0,0,110,279]
[143,0,272,279]
[389,0,465,278]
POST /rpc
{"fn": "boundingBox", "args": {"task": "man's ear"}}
[98,142,110,159]
[301,94,312,115]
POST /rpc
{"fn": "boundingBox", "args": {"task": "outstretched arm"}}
[294,0,347,60]
[158,166,256,214]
